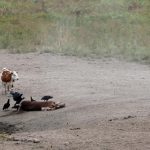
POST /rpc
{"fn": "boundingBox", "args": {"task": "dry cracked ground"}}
[0,52,150,150]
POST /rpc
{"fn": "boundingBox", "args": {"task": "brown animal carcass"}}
[20,101,65,111]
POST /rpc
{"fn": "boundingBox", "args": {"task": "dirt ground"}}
[0,52,150,150]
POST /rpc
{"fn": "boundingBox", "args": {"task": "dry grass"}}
[0,133,9,141]
[0,0,149,62]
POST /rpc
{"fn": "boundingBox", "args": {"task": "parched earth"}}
[0,52,150,150]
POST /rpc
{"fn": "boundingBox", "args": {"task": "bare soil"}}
[0,52,150,150]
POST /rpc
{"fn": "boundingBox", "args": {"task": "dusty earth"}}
[0,52,150,150]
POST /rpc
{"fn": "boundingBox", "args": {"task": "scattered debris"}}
[108,115,136,122]
[123,115,136,120]
[0,122,20,134]
[8,136,40,143]
[108,118,119,122]
[70,128,81,130]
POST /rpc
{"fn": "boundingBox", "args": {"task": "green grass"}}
[0,133,9,141]
[0,0,149,62]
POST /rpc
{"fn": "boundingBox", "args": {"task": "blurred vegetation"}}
[0,133,9,141]
[0,0,149,62]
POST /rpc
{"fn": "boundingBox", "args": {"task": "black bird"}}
[3,99,10,110]
[12,103,20,111]
[10,91,25,104]
[10,91,23,99]
[31,96,36,102]
[41,95,53,101]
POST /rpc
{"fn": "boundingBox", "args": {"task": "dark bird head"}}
[10,91,23,98]
[10,91,25,104]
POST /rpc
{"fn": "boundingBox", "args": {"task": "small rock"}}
[27,138,40,143]
[33,138,40,143]
[64,142,69,146]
